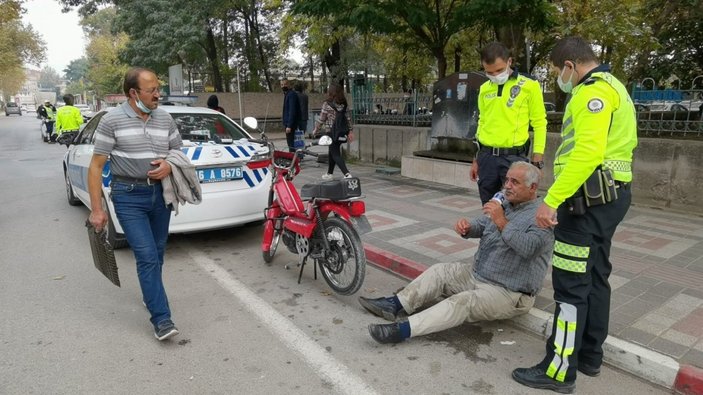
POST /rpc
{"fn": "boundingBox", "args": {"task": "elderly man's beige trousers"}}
[396,262,535,337]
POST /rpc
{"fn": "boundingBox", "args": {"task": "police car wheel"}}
[65,171,81,206]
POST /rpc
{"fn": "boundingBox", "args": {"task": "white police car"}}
[63,106,271,248]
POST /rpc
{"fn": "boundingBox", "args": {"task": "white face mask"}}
[487,67,511,85]
[132,90,152,114]
[557,65,575,93]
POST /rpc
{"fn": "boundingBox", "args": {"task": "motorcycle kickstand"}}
[297,257,307,284]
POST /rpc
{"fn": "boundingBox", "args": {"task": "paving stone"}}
[660,329,699,347]
[619,327,657,346]
[649,337,691,359]
[632,314,678,335]
[681,348,703,369]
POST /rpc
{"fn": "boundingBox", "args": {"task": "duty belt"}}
[479,144,527,156]
[112,175,160,186]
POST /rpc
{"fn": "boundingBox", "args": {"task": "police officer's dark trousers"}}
[476,150,528,204]
[538,186,631,383]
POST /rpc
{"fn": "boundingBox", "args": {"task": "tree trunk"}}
[250,1,272,92]
[222,18,231,93]
[309,54,315,92]
[324,39,344,86]
[436,51,447,80]
[204,25,223,92]
[454,45,461,73]
[496,25,526,72]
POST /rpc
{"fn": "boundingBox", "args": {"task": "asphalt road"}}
[0,113,667,394]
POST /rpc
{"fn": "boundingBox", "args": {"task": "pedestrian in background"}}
[472,42,548,204]
[281,79,301,152]
[207,94,225,114]
[294,81,309,136]
[512,36,638,394]
[87,67,184,341]
[311,83,354,180]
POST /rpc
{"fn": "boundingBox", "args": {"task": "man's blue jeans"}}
[110,182,172,328]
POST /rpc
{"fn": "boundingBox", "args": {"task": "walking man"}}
[87,67,183,341]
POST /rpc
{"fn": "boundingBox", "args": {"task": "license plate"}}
[197,167,243,183]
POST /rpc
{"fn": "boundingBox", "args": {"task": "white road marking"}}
[188,248,379,395]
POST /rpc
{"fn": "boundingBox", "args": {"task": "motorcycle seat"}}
[300,178,362,200]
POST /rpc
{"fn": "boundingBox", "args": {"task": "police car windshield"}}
[172,113,249,143]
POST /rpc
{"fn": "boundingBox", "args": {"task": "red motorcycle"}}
[260,138,371,295]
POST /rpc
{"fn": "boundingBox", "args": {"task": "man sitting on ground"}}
[359,162,553,343]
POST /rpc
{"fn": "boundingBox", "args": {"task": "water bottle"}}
[294,129,305,150]
[486,191,505,216]
[491,191,505,204]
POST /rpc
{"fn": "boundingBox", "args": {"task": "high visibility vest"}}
[55,105,84,134]
[543,68,638,209]
[476,71,548,154]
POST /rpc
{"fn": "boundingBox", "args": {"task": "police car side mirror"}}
[243,117,258,130]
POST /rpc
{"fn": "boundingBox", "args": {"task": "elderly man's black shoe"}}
[578,362,601,377]
[368,323,405,344]
[359,296,401,321]
[512,366,575,394]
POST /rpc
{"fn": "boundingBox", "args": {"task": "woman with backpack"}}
[312,83,354,180]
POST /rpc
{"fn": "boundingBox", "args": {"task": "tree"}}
[0,0,46,99]
[63,57,89,82]
[292,0,552,79]
[38,66,61,90]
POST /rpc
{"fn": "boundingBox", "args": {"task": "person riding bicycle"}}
[53,94,84,145]
[38,100,57,140]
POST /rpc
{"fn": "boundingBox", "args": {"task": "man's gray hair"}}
[510,161,541,187]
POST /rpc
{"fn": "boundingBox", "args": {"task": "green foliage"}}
[38,66,61,90]
[0,0,46,99]
[63,57,89,82]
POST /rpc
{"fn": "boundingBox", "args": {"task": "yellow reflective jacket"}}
[476,71,548,154]
[55,105,84,134]
[544,65,638,209]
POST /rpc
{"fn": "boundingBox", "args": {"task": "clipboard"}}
[85,220,120,287]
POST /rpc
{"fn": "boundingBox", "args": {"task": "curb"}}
[363,243,702,393]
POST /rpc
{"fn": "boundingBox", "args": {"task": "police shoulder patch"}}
[587,98,604,113]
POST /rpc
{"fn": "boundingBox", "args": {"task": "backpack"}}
[330,102,350,141]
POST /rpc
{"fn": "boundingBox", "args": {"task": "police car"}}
[63,106,272,248]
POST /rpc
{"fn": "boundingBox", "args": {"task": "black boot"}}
[578,362,601,377]
[512,366,575,394]
[358,296,403,321]
[368,322,406,344]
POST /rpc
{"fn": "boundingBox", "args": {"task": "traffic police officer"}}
[472,42,548,204]
[512,36,638,394]
[54,94,84,143]
[38,100,56,141]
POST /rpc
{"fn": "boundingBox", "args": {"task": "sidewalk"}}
[289,154,703,393]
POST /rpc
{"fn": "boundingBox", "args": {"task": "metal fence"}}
[351,93,434,127]
[632,88,703,136]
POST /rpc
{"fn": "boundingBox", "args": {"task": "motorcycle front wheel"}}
[262,218,282,264]
[318,217,366,295]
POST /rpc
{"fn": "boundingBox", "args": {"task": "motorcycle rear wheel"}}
[318,217,366,295]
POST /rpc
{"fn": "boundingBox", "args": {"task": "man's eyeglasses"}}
[137,87,160,95]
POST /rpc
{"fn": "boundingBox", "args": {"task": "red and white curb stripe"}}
[364,244,703,394]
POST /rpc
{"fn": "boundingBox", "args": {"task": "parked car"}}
[74,104,94,120]
[5,102,22,116]
[63,106,272,248]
